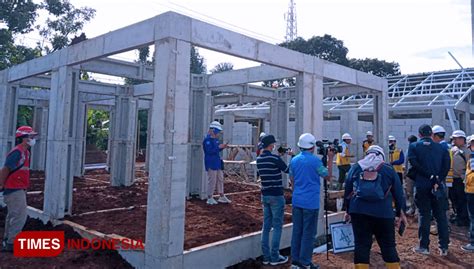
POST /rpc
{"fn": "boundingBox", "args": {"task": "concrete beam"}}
[207,65,297,88]
[213,95,269,106]
[77,58,153,81]
[145,38,191,267]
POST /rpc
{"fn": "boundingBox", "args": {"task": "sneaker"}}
[413,246,430,255]
[206,198,218,205]
[217,196,231,204]
[430,225,438,235]
[291,261,302,269]
[270,255,288,266]
[439,248,448,256]
[461,244,474,252]
[262,260,270,265]
[300,263,320,269]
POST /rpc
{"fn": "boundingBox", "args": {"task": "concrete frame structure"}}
[0,12,387,268]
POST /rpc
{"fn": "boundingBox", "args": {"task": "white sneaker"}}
[217,196,232,203]
[206,198,218,205]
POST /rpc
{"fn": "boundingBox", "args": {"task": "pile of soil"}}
[0,209,132,269]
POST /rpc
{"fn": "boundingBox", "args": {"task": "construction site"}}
[1,2,474,269]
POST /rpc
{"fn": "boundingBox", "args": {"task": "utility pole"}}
[284,0,298,42]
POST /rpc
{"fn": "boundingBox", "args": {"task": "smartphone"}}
[398,221,406,236]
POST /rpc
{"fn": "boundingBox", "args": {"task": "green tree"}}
[16,106,33,128]
[348,58,400,77]
[190,46,206,74]
[210,62,234,74]
[86,110,109,150]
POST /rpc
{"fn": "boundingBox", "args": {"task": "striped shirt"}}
[256,150,289,196]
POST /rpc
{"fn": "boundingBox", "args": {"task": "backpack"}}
[353,165,391,202]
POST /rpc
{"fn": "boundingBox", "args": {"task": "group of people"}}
[248,123,474,268]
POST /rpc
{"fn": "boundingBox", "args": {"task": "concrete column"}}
[109,87,138,186]
[72,99,87,177]
[374,81,389,154]
[296,72,326,237]
[145,108,152,172]
[43,67,79,218]
[270,91,290,187]
[189,87,213,199]
[31,106,49,171]
[145,38,191,268]
[223,114,234,144]
[340,111,358,159]
[0,75,18,160]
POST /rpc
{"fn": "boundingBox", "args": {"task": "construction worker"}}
[461,135,474,252]
[405,135,418,216]
[388,135,405,185]
[0,126,38,252]
[449,130,470,227]
[203,121,231,205]
[362,131,374,155]
[336,133,353,190]
[408,124,451,256]
[432,125,457,222]
[344,145,407,269]
[290,133,333,269]
[257,134,293,266]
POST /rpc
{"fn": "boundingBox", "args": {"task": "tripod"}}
[321,154,331,260]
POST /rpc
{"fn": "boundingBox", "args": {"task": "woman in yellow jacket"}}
[462,136,474,252]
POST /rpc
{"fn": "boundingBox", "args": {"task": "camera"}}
[316,139,343,156]
[277,146,291,154]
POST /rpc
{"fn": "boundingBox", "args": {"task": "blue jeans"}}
[261,195,285,262]
[467,193,474,244]
[415,187,450,250]
[291,206,319,266]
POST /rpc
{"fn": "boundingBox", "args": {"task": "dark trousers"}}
[338,165,351,190]
[467,193,474,244]
[415,187,450,250]
[450,178,469,224]
[351,213,399,264]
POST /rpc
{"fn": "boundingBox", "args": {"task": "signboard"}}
[330,222,355,254]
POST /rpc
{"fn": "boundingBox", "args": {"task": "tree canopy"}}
[210,62,234,74]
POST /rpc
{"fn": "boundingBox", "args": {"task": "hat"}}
[388,135,396,141]
[452,130,466,138]
[261,135,277,148]
[366,131,373,136]
[418,124,433,137]
[16,126,38,138]
[209,121,223,131]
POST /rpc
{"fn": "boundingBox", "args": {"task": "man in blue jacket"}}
[408,124,451,256]
[203,121,230,205]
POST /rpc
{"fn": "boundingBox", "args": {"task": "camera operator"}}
[388,136,405,185]
[336,133,354,190]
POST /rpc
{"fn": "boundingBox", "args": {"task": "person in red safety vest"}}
[0,126,38,252]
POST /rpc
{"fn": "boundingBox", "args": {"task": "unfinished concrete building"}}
[215,68,474,160]
[0,12,388,268]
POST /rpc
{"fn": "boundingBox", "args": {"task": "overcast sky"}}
[20,0,473,75]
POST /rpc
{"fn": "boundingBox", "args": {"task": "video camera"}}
[277,146,291,154]
[316,139,343,156]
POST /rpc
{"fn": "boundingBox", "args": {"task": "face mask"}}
[27,138,36,147]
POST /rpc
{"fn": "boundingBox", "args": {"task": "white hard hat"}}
[468,135,474,143]
[366,131,373,136]
[297,133,316,149]
[388,135,396,141]
[366,145,385,160]
[432,125,446,134]
[451,130,466,138]
[209,121,223,131]
[259,132,266,138]
[342,133,352,140]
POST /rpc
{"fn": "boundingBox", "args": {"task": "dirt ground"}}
[0,209,132,269]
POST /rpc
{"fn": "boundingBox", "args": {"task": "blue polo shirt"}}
[202,135,223,171]
[290,151,328,210]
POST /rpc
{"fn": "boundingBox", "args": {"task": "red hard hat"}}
[16,126,38,138]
